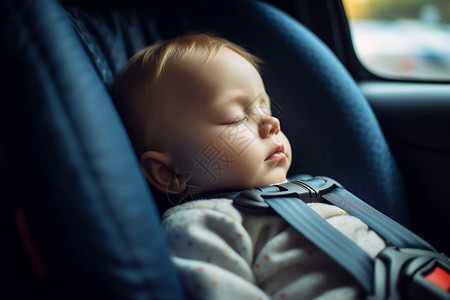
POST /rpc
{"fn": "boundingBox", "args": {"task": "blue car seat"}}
[1,0,409,298]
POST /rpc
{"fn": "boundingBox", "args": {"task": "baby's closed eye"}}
[223,117,248,126]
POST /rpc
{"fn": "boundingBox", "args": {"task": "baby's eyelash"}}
[226,117,248,126]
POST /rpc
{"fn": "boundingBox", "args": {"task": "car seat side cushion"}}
[2,0,185,298]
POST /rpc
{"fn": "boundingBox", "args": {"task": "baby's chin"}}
[269,179,288,185]
[254,173,288,187]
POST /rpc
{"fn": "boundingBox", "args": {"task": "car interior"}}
[1,0,449,298]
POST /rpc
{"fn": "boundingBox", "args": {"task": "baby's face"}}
[162,48,292,192]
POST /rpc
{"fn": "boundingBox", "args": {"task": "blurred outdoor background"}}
[342,0,450,80]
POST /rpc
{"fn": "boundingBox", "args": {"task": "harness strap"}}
[231,176,449,298]
[322,187,436,252]
[260,186,374,293]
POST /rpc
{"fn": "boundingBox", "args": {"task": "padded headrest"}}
[65,0,408,223]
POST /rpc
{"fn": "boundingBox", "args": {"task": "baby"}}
[113,33,385,299]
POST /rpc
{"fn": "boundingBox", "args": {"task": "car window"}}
[342,0,450,81]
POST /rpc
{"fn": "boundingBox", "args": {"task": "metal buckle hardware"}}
[233,176,343,214]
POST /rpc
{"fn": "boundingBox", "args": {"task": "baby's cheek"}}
[218,125,257,156]
[179,141,236,189]
[280,132,292,162]
[229,147,266,183]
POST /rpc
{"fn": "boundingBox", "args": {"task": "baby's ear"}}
[140,151,187,194]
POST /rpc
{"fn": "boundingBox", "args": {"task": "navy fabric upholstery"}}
[65,1,408,224]
[1,0,409,297]
[2,0,184,298]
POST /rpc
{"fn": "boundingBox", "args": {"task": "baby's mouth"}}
[265,144,287,162]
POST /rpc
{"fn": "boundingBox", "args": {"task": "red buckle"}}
[424,265,450,292]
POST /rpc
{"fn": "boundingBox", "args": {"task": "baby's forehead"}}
[152,47,260,109]
[151,70,212,118]
[157,59,218,95]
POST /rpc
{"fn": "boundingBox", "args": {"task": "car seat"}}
[1,0,410,298]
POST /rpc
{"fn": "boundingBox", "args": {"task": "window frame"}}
[268,0,450,84]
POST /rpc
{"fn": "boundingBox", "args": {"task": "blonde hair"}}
[112,33,261,157]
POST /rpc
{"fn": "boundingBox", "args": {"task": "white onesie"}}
[162,199,386,300]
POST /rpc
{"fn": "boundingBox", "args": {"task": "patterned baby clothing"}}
[162,199,386,299]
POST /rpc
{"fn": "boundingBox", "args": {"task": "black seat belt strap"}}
[233,176,450,299]
[237,184,375,293]
[265,195,374,293]
[322,187,436,252]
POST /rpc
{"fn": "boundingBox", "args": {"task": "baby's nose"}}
[258,115,280,138]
